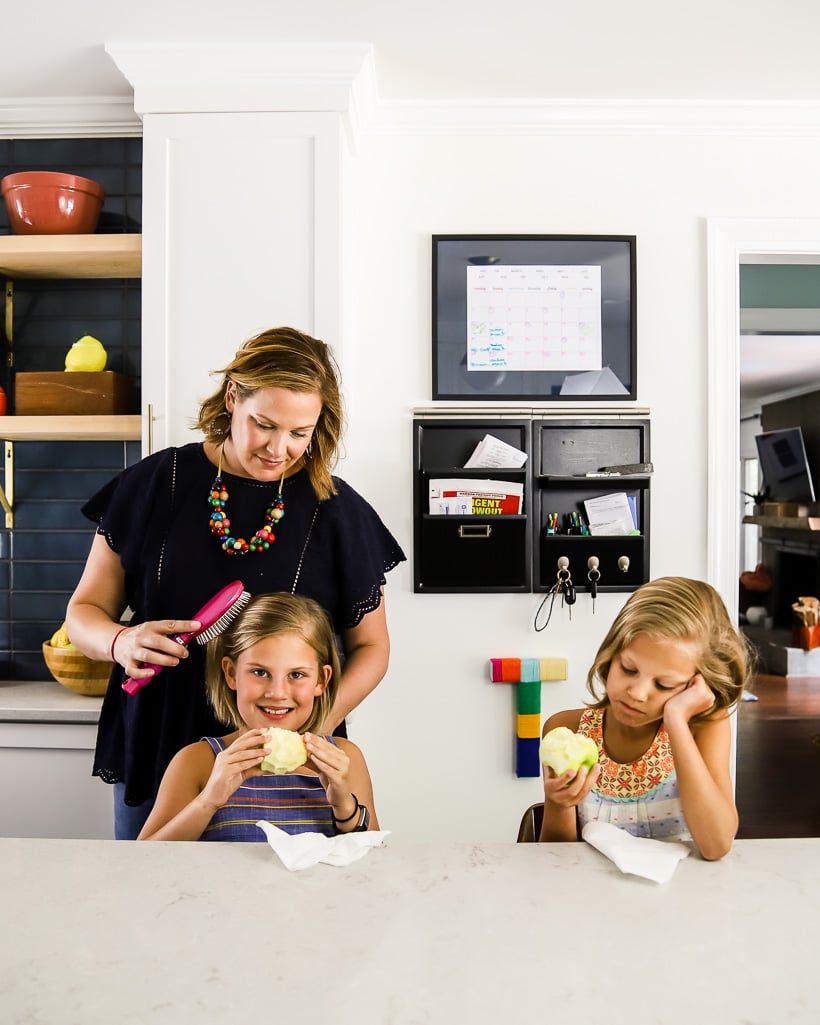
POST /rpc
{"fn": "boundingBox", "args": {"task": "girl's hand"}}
[111,619,202,678]
[199,729,268,811]
[664,673,716,725]
[543,762,601,808]
[303,732,354,819]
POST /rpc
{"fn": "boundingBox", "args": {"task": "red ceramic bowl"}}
[1,171,105,235]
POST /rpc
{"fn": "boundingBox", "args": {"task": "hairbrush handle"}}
[122,581,247,696]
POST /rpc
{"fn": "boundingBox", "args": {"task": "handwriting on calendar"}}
[467,264,603,372]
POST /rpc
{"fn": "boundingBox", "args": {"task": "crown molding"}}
[0,97,140,138]
[3,90,820,141]
[105,40,375,118]
[367,98,820,136]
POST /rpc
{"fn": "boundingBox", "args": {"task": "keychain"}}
[557,557,575,620]
[534,557,574,631]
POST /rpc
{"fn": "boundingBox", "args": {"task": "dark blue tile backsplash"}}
[1,137,142,680]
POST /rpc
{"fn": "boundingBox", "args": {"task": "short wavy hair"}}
[194,326,344,501]
[205,592,341,733]
[586,576,752,719]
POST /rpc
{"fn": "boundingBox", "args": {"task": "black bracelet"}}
[332,794,360,824]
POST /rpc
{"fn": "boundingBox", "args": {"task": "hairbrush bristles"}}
[194,589,251,644]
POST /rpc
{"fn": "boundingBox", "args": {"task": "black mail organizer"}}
[413,415,650,594]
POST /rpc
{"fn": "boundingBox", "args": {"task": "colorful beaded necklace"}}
[208,447,285,555]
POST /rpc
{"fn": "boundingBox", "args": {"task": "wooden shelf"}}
[0,415,141,441]
[0,235,141,278]
[743,514,820,531]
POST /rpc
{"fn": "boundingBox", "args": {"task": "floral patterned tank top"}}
[577,707,691,841]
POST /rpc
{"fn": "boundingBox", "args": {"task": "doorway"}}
[708,217,820,837]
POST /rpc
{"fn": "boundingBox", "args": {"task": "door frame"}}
[707,217,820,617]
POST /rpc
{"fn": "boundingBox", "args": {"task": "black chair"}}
[516,802,544,843]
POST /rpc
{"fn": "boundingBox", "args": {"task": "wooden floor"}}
[735,674,820,838]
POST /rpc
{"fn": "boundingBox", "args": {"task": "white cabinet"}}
[0,722,112,839]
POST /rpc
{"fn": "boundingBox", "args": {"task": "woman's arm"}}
[321,590,390,733]
[65,532,200,679]
[663,677,738,860]
[538,709,600,842]
[139,730,269,841]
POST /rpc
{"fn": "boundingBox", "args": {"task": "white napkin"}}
[256,820,390,871]
[582,821,691,884]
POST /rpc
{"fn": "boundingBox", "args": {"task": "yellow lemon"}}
[49,623,75,649]
[65,334,107,372]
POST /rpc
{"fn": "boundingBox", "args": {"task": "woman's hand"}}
[111,619,202,678]
[664,673,716,726]
[543,762,601,809]
[198,729,268,812]
[303,732,354,820]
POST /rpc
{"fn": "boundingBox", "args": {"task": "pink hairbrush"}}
[122,580,251,696]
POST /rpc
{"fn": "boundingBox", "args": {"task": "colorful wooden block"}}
[516,737,542,779]
[489,656,568,778]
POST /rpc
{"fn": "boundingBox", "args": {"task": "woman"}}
[66,326,405,839]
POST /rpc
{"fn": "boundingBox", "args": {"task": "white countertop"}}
[0,679,102,724]
[1,836,817,1024]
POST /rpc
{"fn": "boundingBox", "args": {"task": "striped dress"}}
[199,736,337,842]
[577,707,691,842]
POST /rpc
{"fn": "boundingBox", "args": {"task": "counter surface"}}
[1,836,818,1024]
[0,679,102,724]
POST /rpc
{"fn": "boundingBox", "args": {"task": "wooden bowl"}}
[42,642,112,696]
[2,171,105,235]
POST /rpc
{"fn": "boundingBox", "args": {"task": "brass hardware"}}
[5,280,13,366]
[0,441,14,528]
[458,524,492,539]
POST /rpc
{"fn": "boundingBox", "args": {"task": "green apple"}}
[539,726,599,776]
[259,727,307,774]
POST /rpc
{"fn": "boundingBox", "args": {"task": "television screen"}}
[755,426,816,503]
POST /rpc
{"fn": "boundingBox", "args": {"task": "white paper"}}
[256,821,390,871]
[582,821,690,884]
[583,492,636,535]
[467,263,602,372]
[560,365,629,395]
[464,434,528,469]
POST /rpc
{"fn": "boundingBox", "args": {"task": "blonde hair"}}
[587,576,751,718]
[205,592,341,732]
[194,326,344,501]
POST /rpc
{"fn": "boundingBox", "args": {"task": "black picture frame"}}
[432,234,637,401]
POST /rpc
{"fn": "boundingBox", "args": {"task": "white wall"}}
[334,127,820,842]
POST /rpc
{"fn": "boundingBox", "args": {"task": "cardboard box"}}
[14,371,134,415]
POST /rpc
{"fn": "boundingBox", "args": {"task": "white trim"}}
[707,217,820,619]
[368,98,820,136]
[0,97,140,137]
[104,41,374,114]
[5,93,820,141]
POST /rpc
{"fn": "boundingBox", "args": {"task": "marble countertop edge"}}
[0,679,103,724]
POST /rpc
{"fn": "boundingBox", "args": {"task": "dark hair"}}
[194,326,344,501]
[586,576,751,718]
[205,592,341,732]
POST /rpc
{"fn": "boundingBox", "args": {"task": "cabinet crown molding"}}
[105,41,376,121]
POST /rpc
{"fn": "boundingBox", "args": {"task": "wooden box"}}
[14,371,134,415]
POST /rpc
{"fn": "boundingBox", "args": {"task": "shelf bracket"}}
[1,441,13,528]
[4,279,12,366]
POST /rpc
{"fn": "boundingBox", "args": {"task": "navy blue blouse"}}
[83,443,405,806]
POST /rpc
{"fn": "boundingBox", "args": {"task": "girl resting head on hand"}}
[539,576,752,861]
